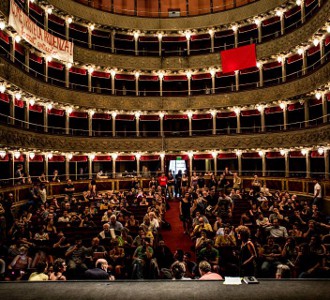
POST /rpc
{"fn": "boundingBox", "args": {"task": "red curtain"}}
[164,115,188,120]
[49,156,65,162]
[116,115,135,121]
[48,108,65,116]
[0,93,10,103]
[192,114,212,120]
[140,115,160,121]
[116,156,135,161]
[70,156,88,162]
[29,105,43,113]
[92,113,111,120]
[193,154,213,160]
[93,155,112,161]
[221,44,256,73]
[69,112,88,118]
[218,153,237,159]
[140,155,160,161]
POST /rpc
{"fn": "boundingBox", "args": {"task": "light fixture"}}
[327,25,330,33]
[186,71,192,79]
[67,153,73,160]
[87,66,94,74]
[296,0,302,6]
[47,153,53,159]
[89,24,95,31]
[111,111,117,118]
[235,150,242,156]
[133,31,139,40]
[66,107,73,114]
[280,149,286,156]
[66,62,72,69]
[66,16,73,24]
[275,10,283,17]
[159,112,164,119]
[110,69,116,77]
[47,103,53,110]
[313,38,319,47]
[209,68,216,77]
[279,102,286,110]
[187,111,193,119]
[211,151,217,158]
[210,110,217,117]
[135,71,140,79]
[158,71,164,80]
[29,98,35,106]
[0,150,6,158]
[315,92,322,100]
[208,28,214,36]
[46,6,53,15]
[134,111,141,119]
[15,92,21,100]
[318,147,324,155]
[0,83,6,93]
[185,31,191,40]
[14,151,21,159]
[277,56,283,63]
[159,152,165,159]
[231,24,238,32]
[301,149,307,156]
[46,55,52,62]
[256,62,262,69]
[254,18,261,26]
[88,110,95,116]
[135,153,141,160]
[89,154,95,160]
[257,105,264,112]
[0,21,5,31]
[29,152,35,160]
[157,33,163,40]
[233,107,240,115]
[297,48,304,55]
[187,151,194,159]
[15,35,21,43]
[112,153,118,160]
[258,150,264,157]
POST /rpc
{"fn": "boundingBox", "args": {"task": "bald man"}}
[84,259,114,280]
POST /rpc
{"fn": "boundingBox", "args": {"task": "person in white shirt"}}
[312,179,322,209]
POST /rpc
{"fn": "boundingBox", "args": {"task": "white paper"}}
[223,277,242,285]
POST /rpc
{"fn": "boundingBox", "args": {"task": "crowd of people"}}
[0,168,329,281]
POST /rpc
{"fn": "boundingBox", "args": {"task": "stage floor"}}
[1,279,330,300]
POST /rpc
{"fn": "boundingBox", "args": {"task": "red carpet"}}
[160,199,193,254]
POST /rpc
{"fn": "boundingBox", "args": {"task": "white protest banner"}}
[8,0,73,63]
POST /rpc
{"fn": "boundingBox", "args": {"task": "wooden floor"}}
[1,279,330,300]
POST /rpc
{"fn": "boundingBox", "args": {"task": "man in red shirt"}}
[158,173,168,197]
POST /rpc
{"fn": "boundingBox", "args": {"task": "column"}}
[88,154,94,179]
[186,32,191,55]
[136,154,141,176]
[65,63,70,88]
[65,109,70,134]
[44,59,49,83]
[281,57,286,83]
[9,94,15,125]
[111,30,116,53]
[44,107,48,133]
[112,154,117,179]
[305,150,311,178]
[88,67,93,92]
[25,154,29,177]
[212,153,217,175]
[135,113,140,137]
[111,70,115,95]
[44,155,49,179]
[211,112,216,135]
[10,151,15,186]
[320,38,325,64]
[65,155,70,180]
[279,13,285,35]
[159,113,164,137]
[25,0,30,14]
[301,0,305,23]
[233,26,238,48]
[134,32,139,56]
[237,151,242,176]
[10,37,15,63]
[188,154,193,178]
[25,49,30,72]
[187,112,192,136]
[322,93,328,123]
[235,109,241,133]
[261,153,266,177]
[258,64,263,87]
[260,106,265,132]
[65,19,70,40]
[24,101,29,129]
[235,70,239,91]
[284,152,289,177]
[112,112,116,137]
[187,73,191,96]
[209,30,214,52]
[159,73,163,96]
[158,34,162,56]
[304,99,309,128]
[135,73,139,96]
[88,111,93,136]
[160,154,165,173]
[88,27,93,49]
[282,103,288,130]
[210,70,215,94]
[44,11,49,31]
[302,50,307,75]
[324,149,329,180]
[256,20,262,43]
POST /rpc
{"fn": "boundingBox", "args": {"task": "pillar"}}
[44,59,49,83]
[65,64,70,88]
[159,75,163,96]
[88,28,93,49]
[9,94,15,125]
[10,151,15,186]
[25,49,30,72]
[280,13,285,35]
[44,12,49,31]
[88,68,93,92]
[111,30,116,54]
[10,38,15,62]
[44,155,49,178]
[136,155,141,176]
[262,153,266,177]
[88,111,93,136]
[213,155,217,175]
[284,152,289,177]
[188,155,193,177]
[235,70,239,91]
[65,19,70,40]
[301,0,305,24]
[44,107,48,133]
[324,149,329,180]
[282,104,288,130]
[65,110,70,134]
[24,101,29,129]
[305,150,311,178]
[158,34,162,56]
[302,50,307,75]
[187,74,191,96]
[188,114,192,136]
[237,152,242,176]
[112,113,116,137]
[257,22,262,43]
[25,154,29,177]
[212,112,216,135]
[258,64,264,87]
[134,34,139,56]
[236,109,241,133]
[322,93,328,123]
[159,114,164,137]
[160,154,165,173]
[209,31,214,53]
[320,38,325,64]
[135,114,140,137]
[281,58,286,83]
[233,28,238,48]
[88,155,93,179]
[304,100,309,128]
[210,71,215,94]
[65,155,70,180]
[135,73,139,96]
[186,33,191,55]
[260,107,265,132]
[112,156,116,179]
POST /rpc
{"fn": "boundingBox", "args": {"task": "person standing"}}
[312,179,322,209]
[158,173,168,197]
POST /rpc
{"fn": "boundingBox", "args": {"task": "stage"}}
[1,279,329,300]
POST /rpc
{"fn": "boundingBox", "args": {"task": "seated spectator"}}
[49,258,67,280]
[52,170,61,182]
[108,239,125,278]
[65,237,88,278]
[183,252,197,279]
[98,223,112,240]
[28,261,48,281]
[58,211,71,223]
[171,261,191,280]
[197,240,220,274]
[198,260,223,280]
[265,218,288,239]
[7,246,32,280]
[125,214,139,229]
[190,217,213,238]
[260,237,282,277]
[84,258,114,280]
[109,214,123,233]
[64,179,75,197]
[215,226,236,248]
[38,172,49,184]
[132,237,154,279]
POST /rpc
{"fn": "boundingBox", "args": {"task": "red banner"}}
[221,44,256,73]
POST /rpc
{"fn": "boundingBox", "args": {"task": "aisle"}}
[160,199,193,254]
